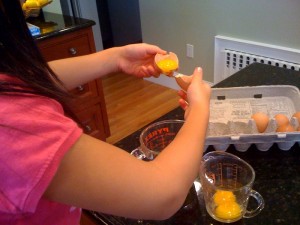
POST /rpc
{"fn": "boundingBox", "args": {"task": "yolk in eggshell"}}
[157,59,178,73]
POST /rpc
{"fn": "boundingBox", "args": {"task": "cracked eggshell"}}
[154,52,179,76]
[175,74,192,91]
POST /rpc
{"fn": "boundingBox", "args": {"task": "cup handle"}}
[243,189,265,218]
[130,147,146,160]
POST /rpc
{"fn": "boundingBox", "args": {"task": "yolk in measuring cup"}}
[215,202,242,220]
[157,59,178,73]
[213,190,236,205]
[213,190,242,220]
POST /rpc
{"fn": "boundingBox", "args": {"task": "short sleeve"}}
[0,94,82,214]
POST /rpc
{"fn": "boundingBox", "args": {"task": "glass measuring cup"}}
[131,120,184,160]
[200,151,264,223]
[131,120,199,211]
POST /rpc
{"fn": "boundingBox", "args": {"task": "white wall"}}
[139,0,300,85]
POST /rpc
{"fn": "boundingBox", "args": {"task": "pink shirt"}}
[0,90,83,224]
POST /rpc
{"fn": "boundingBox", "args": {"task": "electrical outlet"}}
[186,44,194,58]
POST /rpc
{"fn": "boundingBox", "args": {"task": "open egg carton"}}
[204,85,300,152]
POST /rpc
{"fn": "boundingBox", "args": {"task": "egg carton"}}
[204,85,300,151]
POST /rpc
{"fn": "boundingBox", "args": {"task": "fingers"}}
[138,67,150,78]
[143,44,168,77]
[145,43,167,55]
[177,67,203,110]
[142,65,161,77]
[178,90,188,111]
[152,62,164,77]
[175,67,201,91]
[178,98,188,111]
[177,89,187,100]
[191,67,203,82]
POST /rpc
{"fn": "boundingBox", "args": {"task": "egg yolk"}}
[215,202,242,220]
[213,190,236,205]
[157,59,178,73]
[213,190,241,220]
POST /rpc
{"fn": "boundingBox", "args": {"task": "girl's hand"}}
[117,43,166,78]
[178,67,211,120]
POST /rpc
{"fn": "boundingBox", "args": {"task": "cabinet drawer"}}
[69,80,99,111]
[38,28,96,61]
[77,104,106,141]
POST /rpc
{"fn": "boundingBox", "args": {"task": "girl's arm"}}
[44,67,211,220]
[48,43,166,90]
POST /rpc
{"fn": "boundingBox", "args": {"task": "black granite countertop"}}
[26,12,95,41]
[87,63,300,225]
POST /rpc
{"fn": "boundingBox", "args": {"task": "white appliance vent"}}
[214,35,300,83]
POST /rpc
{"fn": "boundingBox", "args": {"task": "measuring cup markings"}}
[144,127,170,143]
[209,160,253,189]
[144,133,177,153]
[218,163,240,189]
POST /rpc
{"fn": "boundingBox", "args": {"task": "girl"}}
[0,0,211,224]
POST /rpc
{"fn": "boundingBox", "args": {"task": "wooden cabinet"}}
[37,27,110,140]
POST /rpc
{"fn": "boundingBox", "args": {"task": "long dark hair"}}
[0,0,76,117]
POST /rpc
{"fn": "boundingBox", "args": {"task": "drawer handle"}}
[69,47,77,55]
[77,85,84,92]
[84,125,92,133]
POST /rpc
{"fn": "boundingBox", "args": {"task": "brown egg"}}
[175,74,192,91]
[276,124,295,132]
[274,114,289,127]
[251,112,269,133]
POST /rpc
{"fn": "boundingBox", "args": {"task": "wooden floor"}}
[102,73,179,144]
